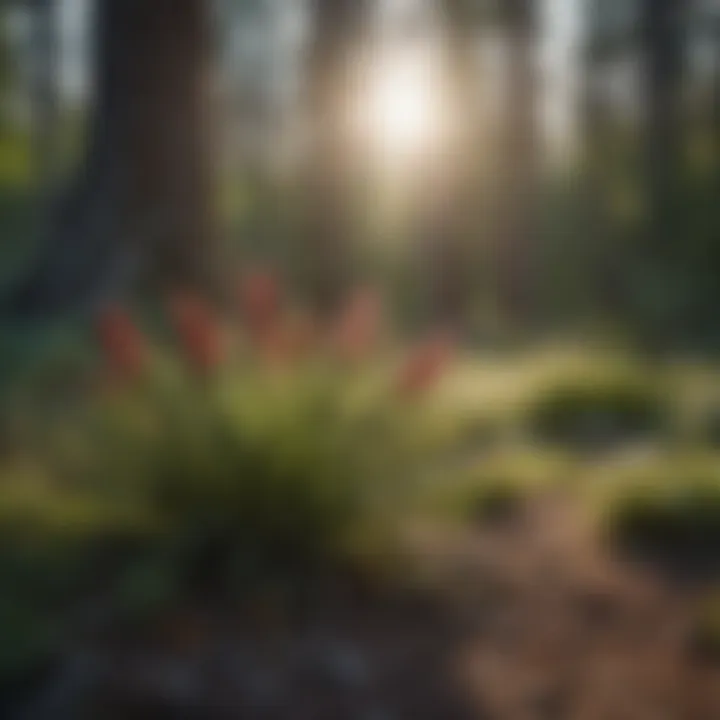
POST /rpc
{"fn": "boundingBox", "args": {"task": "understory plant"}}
[601,454,720,562]
[0,273,458,681]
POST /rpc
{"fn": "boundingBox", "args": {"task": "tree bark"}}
[583,0,624,319]
[495,0,539,333]
[714,29,720,148]
[6,0,217,319]
[633,0,687,348]
[302,0,369,316]
[642,0,685,229]
[31,0,59,194]
[420,1,481,333]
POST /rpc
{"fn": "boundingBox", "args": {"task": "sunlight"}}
[360,48,445,163]
[371,61,432,151]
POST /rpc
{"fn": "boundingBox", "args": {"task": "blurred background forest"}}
[3,0,720,349]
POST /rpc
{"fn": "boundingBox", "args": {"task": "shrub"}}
[603,457,720,563]
[470,478,524,524]
[0,464,160,678]
[699,406,720,448]
[0,283,460,682]
[443,469,525,525]
[426,452,569,526]
[525,366,668,449]
[688,594,720,664]
[122,374,436,566]
[0,367,443,680]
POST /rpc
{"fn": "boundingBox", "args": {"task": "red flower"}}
[254,311,315,367]
[95,306,146,381]
[238,270,281,341]
[168,293,224,376]
[283,311,318,361]
[396,331,455,396]
[332,287,383,363]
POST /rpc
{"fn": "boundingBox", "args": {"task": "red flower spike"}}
[332,287,383,363]
[238,270,281,341]
[283,311,318,361]
[95,306,146,381]
[396,331,455,396]
[248,311,313,368]
[168,293,225,376]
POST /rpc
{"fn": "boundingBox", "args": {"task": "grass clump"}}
[101,371,431,580]
[428,450,573,526]
[0,283,460,682]
[602,456,720,564]
[688,592,720,664]
[469,476,524,524]
[0,371,436,680]
[0,463,159,678]
[524,363,668,449]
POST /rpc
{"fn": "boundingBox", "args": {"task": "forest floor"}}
[6,351,720,719]
[46,490,720,720]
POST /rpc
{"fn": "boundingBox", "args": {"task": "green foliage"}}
[603,457,720,558]
[688,593,720,664]
[465,473,524,524]
[425,450,572,525]
[525,364,668,448]
[0,461,158,675]
[0,134,36,292]
[699,405,720,449]
[0,356,453,679]
[148,369,437,567]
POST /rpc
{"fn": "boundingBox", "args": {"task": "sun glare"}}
[360,49,444,163]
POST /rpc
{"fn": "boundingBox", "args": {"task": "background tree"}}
[30,0,59,203]
[302,0,370,315]
[423,0,487,332]
[6,0,217,319]
[495,0,539,332]
[642,0,685,222]
[635,0,688,346]
[0,7,10,119]
[582,0,633,321]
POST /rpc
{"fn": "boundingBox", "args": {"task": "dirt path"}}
[410,496,720,720]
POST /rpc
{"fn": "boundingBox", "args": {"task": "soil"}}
[18,494,720,719]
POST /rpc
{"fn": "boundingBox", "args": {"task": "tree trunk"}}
[642,0,685,230]
[6,0,217,319]
[419,0,481,334]
[302,0,369,316]
[495,0,539,333]
[635,0,686,348]
[714,32,720,149]
[583,0,624,319]
[32,0,58,187]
